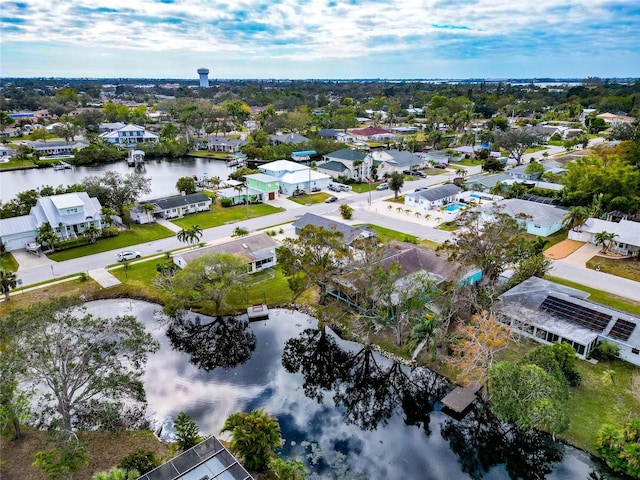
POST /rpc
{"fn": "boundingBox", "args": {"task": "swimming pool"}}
[443,202,465,212]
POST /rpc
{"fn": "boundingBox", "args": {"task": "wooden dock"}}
[441,382,481,414]
[247,304,269,320]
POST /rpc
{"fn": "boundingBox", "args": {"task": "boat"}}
[53,160,72,170]
[127,149,145,167]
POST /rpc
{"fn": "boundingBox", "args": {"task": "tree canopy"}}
[81,171,152,216]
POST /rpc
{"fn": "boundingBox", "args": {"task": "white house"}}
[0,192,103,251]
[569,218,640,257]
[22,140,89,156]
[371,149,425,176]
[99,124,160,146]
[479,198,567,237]
[130,193,212,224]
[258,159,331,196]
[404,184,463,212]
[269,133,310,146]
[198,136,246,153]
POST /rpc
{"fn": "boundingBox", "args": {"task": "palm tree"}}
[594,231,618,254]
[221,409,282,472]
[177,225,203,248]
[83,224,100,244]
[455,168,468,178]
[93,468,139,480]
[0,268,17,300]
[562,206,590,232]
[140,203,156,223]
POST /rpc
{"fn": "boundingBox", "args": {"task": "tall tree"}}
[5,296,159,432]
[0,267,17,300]
[176,225,203,248]
[388,171,404,199]
[594,231,618,254]
[81,171,151,216]
[175,176,197,194]
[173,411,203,451]
[221,409,282,472]
[493,128,542,165]
[163,253,247,317]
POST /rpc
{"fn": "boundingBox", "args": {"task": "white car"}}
[116,250,141,262]
[375,183,389,191]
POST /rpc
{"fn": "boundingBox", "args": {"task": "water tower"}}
[197,67,209,88]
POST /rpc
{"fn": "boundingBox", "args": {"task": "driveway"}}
[12,249,54,270]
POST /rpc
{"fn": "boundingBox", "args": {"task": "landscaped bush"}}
[220,197,233,207]
[589,341,620,360]
[54,237,91,251]
[118,449,160,475]
[101,226,120,238]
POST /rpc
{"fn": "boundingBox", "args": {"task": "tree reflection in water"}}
[282,327,449,432]
[440,402,563,480]
[167,315,257,371]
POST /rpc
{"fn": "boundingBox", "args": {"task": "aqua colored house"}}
[245,173,280,200]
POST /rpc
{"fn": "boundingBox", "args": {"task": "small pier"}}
[441,382,481,417]
[247,304,269,321]
[53,160,73,170]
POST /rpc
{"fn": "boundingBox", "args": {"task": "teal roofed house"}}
[245,173,280,200]
[318,148,370,180]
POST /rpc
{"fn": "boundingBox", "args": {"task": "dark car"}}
[325,195,338,203]
[433,163,447,169]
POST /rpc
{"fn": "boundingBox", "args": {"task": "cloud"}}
[1,0,639,77]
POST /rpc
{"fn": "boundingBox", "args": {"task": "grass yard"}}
[545,275,640,316]
[289,192,331,205]
[361,224,420,244]
[586,255,640,282]
[188,150,229,159]
[0,158,37,169]
[171,201,284,229]
[523,229,569,250]
[560,358,640,454]
[350,182,379,194]
[0,252,19,271]
[47,223,175,262]
[0,428,171,480]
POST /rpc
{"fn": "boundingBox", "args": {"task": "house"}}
[568,218,640,257]
[257,159,331,196]
[292,213,376,248]
[0,145,12,160]
[350,126,395,142]
[499,277,640,366]
[506,161,564,181]
[173,233,278,273]
[464,173,513,192]
[0,192,103,251]
[597,112,636,126]
[138,435,254,480]
[198,136,246,153]
[130,193,211,224]
[318,128,340,140]
[371,149,424,176]
[216,185,264,205]
[99,123,160,145]
[244,173,280,201]
[317,148,369,180]
[21,140,89,156]
[269,132,310,146]
[479,199,567,237]
[98,121,127,133]
[404,184,463,212]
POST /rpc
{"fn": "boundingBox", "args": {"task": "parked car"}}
[415,187,428,192]
[376,182,389,191]
[116,250,141,262]
[324,195,338,203]
[433,163,447,169]
[414,171,427,177]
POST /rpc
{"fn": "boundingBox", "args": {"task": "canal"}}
[0,156,234,203]
[83,299,605,480]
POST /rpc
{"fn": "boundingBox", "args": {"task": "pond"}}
[83,299,605,480]
[0,156,234,203]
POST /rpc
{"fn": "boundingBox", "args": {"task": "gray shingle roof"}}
[323,148,366,162]
[178,233,278,264]
[412,184,462,202]
[292,213,373,245]
[144,193,211,211]
[317,161,348,172]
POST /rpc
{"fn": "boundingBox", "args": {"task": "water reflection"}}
[167,315,256,371]
[80,300,601,479]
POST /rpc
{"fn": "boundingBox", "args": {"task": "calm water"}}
[0,157,234,203]
[83,299,605,480]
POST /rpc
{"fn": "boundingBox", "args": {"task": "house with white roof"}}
[99,123,160,146]
[569,218,640,257]
[22,140,89,156]
[479,198,567,237]
[404,184,463,212]
[0,192,103,251]
[256,159,331,196]
[197,136,246,153]
[370,149,424,176]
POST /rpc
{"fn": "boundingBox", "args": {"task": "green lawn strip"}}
[47,224,174,262]
[451,158,480,167]
[521,229,568,250]
[171,202,285,229]
[585,256,640,282]
[545,275,640,316]
[559,359,639,453]
[357,224,420,244]
[350,183,379,194]
[439,222,459,232]
[0,158,37,169]
[0,252,19,271]
[257,220,293,232]
[289,192,331,205]
[188,150,229,159]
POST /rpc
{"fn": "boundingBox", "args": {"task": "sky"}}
[1,0,639,80]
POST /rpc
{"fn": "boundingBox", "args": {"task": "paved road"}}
[550,261,640,302]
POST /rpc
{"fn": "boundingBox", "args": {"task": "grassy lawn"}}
[0,158,37,169]
[545,275,640,316]
[171,201,284,229]
[0,252,19,271]
[451,158,480,167]
[560,358,640,453]
[188,150,229,159]
[360,224,420,244]
[350,182,382,194]
[522,229,568,250]
[439,221,460,232]
[586,255,640,282]
[47,224,175,262]
[289,192,331,205]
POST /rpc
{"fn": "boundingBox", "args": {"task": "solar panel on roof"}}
[540,296,612,332]
[609,319,636,341]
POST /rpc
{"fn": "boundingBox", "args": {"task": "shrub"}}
[402,236,418,244]
[54,237,91,251]
[220,197,233,208]
[589,341,620,360]
[101,226,120,238]
[339,204,353,220]
[118,449,160,476]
